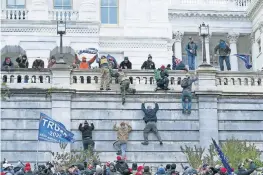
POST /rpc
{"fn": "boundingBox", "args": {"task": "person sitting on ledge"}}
[119,57,132,69]
[154,65,170,91]
[16,54,29,68]
[32,58,44,70]
[2,57,14,70]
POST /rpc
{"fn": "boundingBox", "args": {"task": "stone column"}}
[196,66,220,151]
[260,24,263,70]
[227,33,239,71]
[205,35,211,64]
[28,0,48,20]
[173,31,184,60]
[79,0,99,21]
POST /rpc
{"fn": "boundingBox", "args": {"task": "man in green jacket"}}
[154,65,170,91]
[111,68,136,105]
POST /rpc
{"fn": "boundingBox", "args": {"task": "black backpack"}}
[118,163,128,174]
[181,78,189,88]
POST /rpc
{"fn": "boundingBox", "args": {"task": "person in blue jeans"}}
[185,37,198,70]
[214,39,231,71]
[181,73,198,114]
[113,122,132,160]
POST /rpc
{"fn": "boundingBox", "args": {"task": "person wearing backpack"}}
[181,73,198,114]
[185,37,198,70]
[154,66,169,91]
[115,156,129,175]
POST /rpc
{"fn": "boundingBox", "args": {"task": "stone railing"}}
[1,9,29,20]
[1,69,263,93]
[48,10,79,21]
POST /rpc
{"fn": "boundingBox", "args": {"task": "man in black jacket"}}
[79,120,95,150]
[237,159,256,175]
[119,57,132,69]
[141,102,163,145]
[32,58,44,70]
[115,156,129,175]
[141,54,155,70]
[16,54,29,68]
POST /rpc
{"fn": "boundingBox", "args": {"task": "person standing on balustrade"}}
[185,37,198,70]
[141,102,163,146]
[79,120,95,151]
[214,39,231,71]
[97,55,111,91]
[110,68,136,105]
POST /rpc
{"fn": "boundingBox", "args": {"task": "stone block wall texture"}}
[1,93,263,171]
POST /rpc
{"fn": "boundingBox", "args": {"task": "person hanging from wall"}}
[2,57,14,70]
[32,58,44,70]
[180,72,198,114]
[185,37,198,70]
[79,54,97,69]
[113,122,132,160]
[141,54,156,70]
[141,102,163,146]
[110,68,136,105]
[119,57,132,69]
[154,65,170,91]
[78,120,95,151]
[47,56,56,68]
[97,55,111,91]
[16,54,29,68]
[214,39,231,71]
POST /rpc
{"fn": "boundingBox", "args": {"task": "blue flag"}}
[106,54,118,68]
[38,113,75,143]
[234,54,252,69]
[212,138,233,175]
[78,48,98,55]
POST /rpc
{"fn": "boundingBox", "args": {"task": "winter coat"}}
[2,58,14,69]
[32,59,44,69]
[185,42,198,56]
[119,61,132,69]
[182,77,198,92]
[115,160,129,174]
[237,162,256,175]
[110,70,130,83]
[16,56,29,68]
[79,56,96,69]
[113,123,132,142]
[141,60,155,70]
[160,70,169,79]
[214,42,231,56]
[141,103,159,123]
[175,62,187,70]
[79,123,94,139]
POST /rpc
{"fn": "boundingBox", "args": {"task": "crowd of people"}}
[1,157,262,175]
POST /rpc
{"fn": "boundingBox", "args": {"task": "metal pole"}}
[203,35,207,63]
[58,33,65,63]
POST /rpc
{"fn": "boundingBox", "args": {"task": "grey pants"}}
[143,122,162,143]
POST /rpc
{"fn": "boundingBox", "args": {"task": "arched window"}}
[100,0,118,24]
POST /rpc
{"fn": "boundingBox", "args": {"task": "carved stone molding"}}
[173,31,184,42]
[227,33,239,44]
[169,12,247,20]
[99,42,167,49]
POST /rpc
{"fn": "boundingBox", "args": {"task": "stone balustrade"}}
[1,69,263,93]
[48,10,79,21]
[1,9,28,20]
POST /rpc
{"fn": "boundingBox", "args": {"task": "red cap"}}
[220,167,227,174]
[128,168,132,172]
[106,162,110,167]
[24,163,31,172]
[137,166,144,172]
[160,65,165,70]
[117,156,122,161]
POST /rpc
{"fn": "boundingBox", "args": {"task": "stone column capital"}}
[227,33,239,44]
[250,33,255,44]
[172,31,184,42]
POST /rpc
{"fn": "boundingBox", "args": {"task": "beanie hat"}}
[220,167,227,174]
[124,57,129,60]
[24,163,31,172]
[137,166,144,172]
[171,164,176,170]
[117,156,122,161]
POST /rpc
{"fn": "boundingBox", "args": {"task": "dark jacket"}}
[182,77,198,92]
[141,103,159,123]
[119,61,132,69]
[237,162,256,175]
[79,123,94,140]
[32,59,44,69]
[2,58,14,69]
[16,55,29,68]
[185,42,198,56]
[175,62,187,70]
[141,61,155,70]
[115,160,129,174]
[160,70,169,79]
[214,42,231,56]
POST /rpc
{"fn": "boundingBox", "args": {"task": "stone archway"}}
[1,45,26,63]
[50,46,76,65]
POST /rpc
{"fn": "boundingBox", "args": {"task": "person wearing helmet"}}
[110,68,136,105]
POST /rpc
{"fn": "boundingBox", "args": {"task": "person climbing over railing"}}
[78,120,95,151]
[110,68,136,105]
[113,122,132,160]
[97,55,111,91]
[181,72,198,114]
[141,102,163,146]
